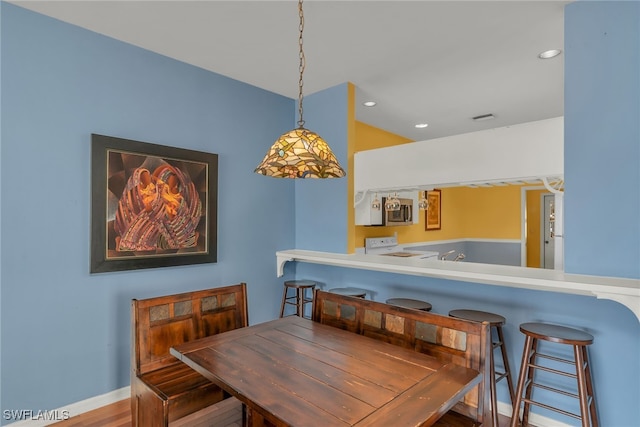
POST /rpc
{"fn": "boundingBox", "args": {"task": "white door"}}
[542,194,555,269]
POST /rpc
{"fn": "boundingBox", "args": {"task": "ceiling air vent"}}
[472,113,495,121]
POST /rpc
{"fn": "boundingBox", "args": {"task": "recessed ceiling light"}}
[363,101,377,107]
[538,49,562,59]
[415,123,429,129]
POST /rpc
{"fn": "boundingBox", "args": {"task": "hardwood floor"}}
[48,397,517,427]
[49,397,243,427]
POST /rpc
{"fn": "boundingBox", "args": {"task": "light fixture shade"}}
[254,127,346,178]
[371,193,381,210]
[418,196,429,210]
[385,193,401,211]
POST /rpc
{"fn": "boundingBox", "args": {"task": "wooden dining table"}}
[170,315,482,427]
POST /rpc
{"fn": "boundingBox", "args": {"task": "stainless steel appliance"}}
[369,197,414,226]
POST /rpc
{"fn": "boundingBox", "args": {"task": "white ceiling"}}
[11,0,568,141]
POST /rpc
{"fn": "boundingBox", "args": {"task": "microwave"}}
[369,197,414,226]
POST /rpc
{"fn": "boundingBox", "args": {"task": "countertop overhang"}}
[276,249,640,322]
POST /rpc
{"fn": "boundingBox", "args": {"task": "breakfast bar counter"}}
[276,249,640,321]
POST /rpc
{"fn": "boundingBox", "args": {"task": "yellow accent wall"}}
[355,121,413,151]
[347,83,356,253]
[446,186,522,239]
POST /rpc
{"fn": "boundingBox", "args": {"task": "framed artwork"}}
[425,189,441,230]
[90,134,218,273]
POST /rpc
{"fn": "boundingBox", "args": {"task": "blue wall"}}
[0,2,329,419]
[295,83,349,254]
[564,0,640,279]
[1,1,638,426]
[0,1,3,417]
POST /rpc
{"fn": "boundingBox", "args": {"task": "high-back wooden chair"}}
[312,289,493,427]
[131,283,248,426]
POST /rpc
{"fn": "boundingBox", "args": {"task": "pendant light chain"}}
[253,0,345,178]
[297,0,306,128]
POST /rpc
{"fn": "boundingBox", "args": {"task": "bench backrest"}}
[132,283,248,376]
[312,290,491,424]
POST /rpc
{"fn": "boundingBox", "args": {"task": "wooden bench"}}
[312,289,493,427]
[131,283,248,426]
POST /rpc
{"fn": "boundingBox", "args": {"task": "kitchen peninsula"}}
[276,249,640,321]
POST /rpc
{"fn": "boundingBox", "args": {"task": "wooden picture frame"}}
[425,189,441,230]
[90,134,218,273]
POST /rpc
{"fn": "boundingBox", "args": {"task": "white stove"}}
[364,236,439,259]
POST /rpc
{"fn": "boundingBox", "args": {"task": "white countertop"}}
[276,249,640,322]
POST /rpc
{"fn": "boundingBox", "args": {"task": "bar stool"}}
[386,298,432,311]
[279,280,316,318]
[328,287,367,298]
[449,309,515,427]
[510,322,598,427]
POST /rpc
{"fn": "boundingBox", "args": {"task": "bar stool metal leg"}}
[575,344,590,427]
[521,337,538,427]
[583,346,599,427]
[496,325,516,403]
[296,287,305,317]
[489,344,499,427]
[510,335,534,427]
[279,285,289,318]
[574,345,598,427]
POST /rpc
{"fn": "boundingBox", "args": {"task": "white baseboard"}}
[5,386,130,427]
[497,400,572,427]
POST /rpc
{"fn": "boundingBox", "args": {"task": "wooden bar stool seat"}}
[386,298,432,311]
[449,309,515,427]
[510,322,598,427]
[279,280,317,318]
[327,287,367,298]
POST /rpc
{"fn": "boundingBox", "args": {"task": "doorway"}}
[542,194,555,269]
[521,186,563,269]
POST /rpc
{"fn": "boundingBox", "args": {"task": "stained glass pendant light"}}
[254,0,345,179]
